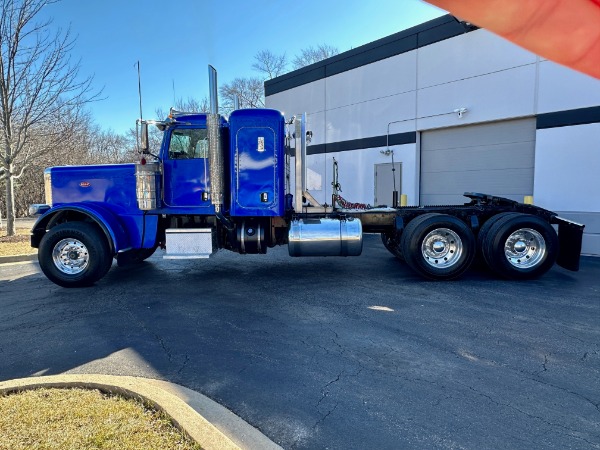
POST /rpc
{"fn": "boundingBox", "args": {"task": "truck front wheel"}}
[481,213,558,279]
[400,214,476,280]
[38,222,113,288]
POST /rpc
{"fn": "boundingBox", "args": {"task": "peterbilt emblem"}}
[79,181,91,188]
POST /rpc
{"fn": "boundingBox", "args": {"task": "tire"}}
[476,212,520,267]
[38,222,113,288]
[381,232,403,260]
[400,213,475,280]
[481,213,558,280]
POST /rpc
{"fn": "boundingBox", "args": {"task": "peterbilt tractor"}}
[29,66,584,288]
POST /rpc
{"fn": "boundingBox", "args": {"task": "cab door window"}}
[168,129,208,159]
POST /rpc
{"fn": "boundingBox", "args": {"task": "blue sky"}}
[39,0,444,134]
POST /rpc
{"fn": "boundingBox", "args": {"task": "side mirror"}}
[140,122,149,153]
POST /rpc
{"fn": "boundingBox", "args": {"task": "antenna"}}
[136,61,143,120]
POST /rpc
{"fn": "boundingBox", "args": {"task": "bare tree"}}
[86,128,133,164]
[155,96,210,120]
[0,0,99,235]
[252,49,287,80]
[219,77,264,114]
[292,44,339,70]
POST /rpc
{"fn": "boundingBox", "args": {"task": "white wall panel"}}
[417,29,537,89]
[417,64,537,130]
[265,79,325,115]
[534,124,600,212]
[325,51,417,110]
[581,234,600,256]
[265,89,299,116]
[306,111,326,146]
[326,92,416,142]
[537,61,600,113]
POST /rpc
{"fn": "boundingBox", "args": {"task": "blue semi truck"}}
[29,67,585,287]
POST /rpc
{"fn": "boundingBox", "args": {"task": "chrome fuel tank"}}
[288,217,363,257]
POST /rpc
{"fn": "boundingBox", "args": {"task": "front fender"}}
[31,203,131,253]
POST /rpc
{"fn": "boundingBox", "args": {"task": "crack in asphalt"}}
[295,318,600,444]
[533,354,550,376]
[316,372,341,409]
[156,334,172,360]
[177,354,190,374]
[581,350,599,362]
[299,323,600,447]
[313,366,365,431]
[313,402,339,430]
[458,381,600,447]
[542,321,600,348]
[110,287,183,370]
[525,375,600,415]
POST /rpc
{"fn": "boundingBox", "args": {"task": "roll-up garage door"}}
[420,118,536,205]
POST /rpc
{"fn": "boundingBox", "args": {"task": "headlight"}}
[28,204,50,216]
[44,170,52,207]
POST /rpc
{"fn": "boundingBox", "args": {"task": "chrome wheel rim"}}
[52,238,89,275]
[421,228,463,268]
[504,228,546,269]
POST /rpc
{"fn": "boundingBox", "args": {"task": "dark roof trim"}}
[537,106,600,129]
[287,131,417,156]
[265,14,477,97]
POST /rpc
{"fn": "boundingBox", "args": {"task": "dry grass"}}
[0,388,202,450]
[0,227,35,257]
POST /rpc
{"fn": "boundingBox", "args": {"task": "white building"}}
[265,15,600,256]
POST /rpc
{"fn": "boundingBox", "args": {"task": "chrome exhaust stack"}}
[207,65,224,210]
[208,65,219,114]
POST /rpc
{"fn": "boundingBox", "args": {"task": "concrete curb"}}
[0,253,37,264]
[0,375,281,450]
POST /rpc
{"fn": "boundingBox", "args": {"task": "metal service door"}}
[420,118,536,205]
[374,163,402,207]
[233,126,277,214]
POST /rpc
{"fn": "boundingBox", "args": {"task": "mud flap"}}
[555,217,585,271]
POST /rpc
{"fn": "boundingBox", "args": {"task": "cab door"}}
[162,127,212,209]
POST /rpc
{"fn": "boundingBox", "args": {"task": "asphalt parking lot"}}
[1,235,599,449]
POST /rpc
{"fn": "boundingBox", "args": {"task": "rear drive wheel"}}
[400,214,475,280]
[476,212,520,267]
[39,222,113,288]
[381,232,403,260]
[481,213,558,279]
